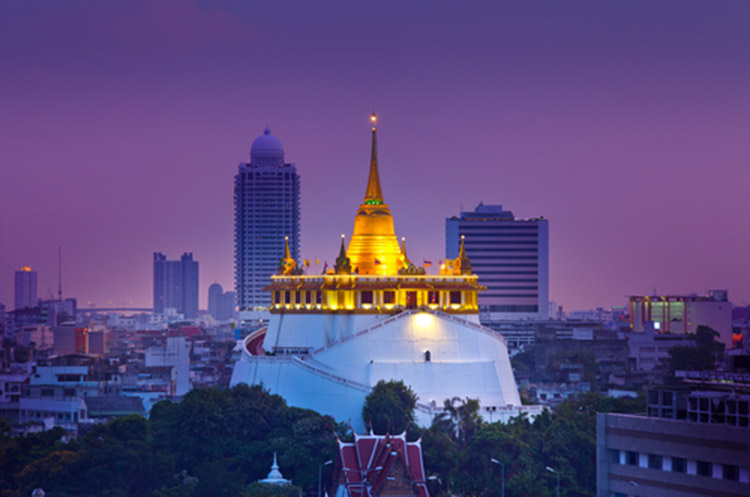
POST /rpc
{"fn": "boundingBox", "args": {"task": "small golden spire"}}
[364,112,384,205]
[284,236,291,259]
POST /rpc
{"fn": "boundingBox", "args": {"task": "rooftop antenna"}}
[58,246,62,301]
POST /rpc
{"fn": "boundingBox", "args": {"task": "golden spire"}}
[364,113,384,205]
[279,236,297,275]
[347,113,402,275]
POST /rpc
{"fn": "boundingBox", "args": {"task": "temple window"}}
[383,291,395,304]
[295,292,301,304]
[274,292,281,304]
[425,350,431,362]
[305,291,312,304]
[316,291,322,304]
[427,291,439,305]
[450,291,462,305]
[361,291,373,304]
[285,291,292,304]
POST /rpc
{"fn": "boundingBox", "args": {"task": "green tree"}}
[433,397,482,443]
[362,380,417,434]
[667,325,725,375]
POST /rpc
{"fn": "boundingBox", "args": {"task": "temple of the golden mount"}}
[230,114,540,429]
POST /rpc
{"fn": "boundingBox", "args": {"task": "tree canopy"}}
[362,380,418,434]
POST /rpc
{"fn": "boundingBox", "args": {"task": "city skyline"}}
[2,1,749,311]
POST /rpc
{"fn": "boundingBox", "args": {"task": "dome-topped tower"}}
[251,128,285,166]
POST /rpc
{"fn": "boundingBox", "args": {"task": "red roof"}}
[334,431,428,497]
[169,326,203,337]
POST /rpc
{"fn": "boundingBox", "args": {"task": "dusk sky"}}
[2,1,749,312]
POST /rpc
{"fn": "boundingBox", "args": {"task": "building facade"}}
[234,128,300,313]
[597,378,750,497]
[446,204,549,321]
[153,252,199,318]
[208,283,237,321]
[14,266,38,310]
[629,290,733,347]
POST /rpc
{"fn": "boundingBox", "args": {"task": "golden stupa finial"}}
[364,112,384,205]
[335,234,352,274]
[400,237,407,259]
[279,236,297,275]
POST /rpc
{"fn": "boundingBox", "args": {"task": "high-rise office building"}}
[208,283,237,321]
[153,252,199,318]
[14,266,38,310]
[234,128,300,312]
[446,203,549,321]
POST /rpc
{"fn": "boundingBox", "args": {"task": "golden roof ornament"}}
[279,236,300,275]
[335,235,352,275]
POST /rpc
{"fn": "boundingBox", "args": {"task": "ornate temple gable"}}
[334,431,428,497]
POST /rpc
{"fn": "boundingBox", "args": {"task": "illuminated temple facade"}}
[231,115,533,429]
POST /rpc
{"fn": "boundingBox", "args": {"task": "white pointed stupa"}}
[259,452,292,486]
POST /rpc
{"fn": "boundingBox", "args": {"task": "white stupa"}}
[259,452,292,486]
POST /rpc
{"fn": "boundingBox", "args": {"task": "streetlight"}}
[545,466,560,497]
[318,459,333,497]
[490,458,505,497]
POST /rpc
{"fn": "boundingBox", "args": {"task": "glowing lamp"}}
[415,313,434,328]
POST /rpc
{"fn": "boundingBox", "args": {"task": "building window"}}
[305,292,312,304]
[648,454,663,470]
[361,291,373,304]
[609,449,619,463]
[697,461,712,477]
[41,388,54,398]
[274,292,281,304]
[295,292,301,304]
[427,291,439,304]
[627,451,638,466]
[723,464,739,481]
[672,457,686,473]
[425,350,431,362]
[383,291,395,304]
[63,388,75,398]
[450,291,462,305]
[285,291,291,304]
[315,291,322,304]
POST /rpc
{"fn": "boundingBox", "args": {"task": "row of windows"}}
[613,449,745,481]
[466,248,538,252]
[464,240,538,245]
[459,225,539,230]
[273,290,464,306]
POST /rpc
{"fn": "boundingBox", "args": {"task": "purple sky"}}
[2,1,749,312]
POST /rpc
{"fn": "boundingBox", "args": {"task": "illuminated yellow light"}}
[20,266,32,272]
[415,313,434,328]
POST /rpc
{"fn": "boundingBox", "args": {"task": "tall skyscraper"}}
[153,252,199,318]
[446,203,549,321]
[234,128,300,312]
[14,266,38,310]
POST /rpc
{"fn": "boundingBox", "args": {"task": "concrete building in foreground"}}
[231,115,537,430]
[597,376,750,497]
